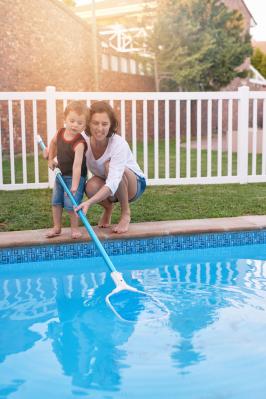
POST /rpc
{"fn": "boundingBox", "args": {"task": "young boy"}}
[45,101,89,239]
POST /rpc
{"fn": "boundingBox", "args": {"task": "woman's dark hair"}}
[87,101,118,137]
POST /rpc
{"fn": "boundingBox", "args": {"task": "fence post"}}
[46,86,57,188]
[237,85,249,184]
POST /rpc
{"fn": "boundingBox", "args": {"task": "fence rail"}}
[0,86,266,190]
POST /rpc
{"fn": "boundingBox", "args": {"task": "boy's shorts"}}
[52,176,86,211]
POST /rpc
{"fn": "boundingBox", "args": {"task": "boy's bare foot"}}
[45,228,61,238]
[71,230,82,239]
[98,205,113,228]
[112,215,131,234]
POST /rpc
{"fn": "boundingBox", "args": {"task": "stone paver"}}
[1,215,266,248]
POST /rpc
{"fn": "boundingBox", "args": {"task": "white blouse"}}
[82,133,145,195]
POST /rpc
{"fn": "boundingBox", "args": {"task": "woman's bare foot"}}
[45,228,61,238]
[71,229,82,239]
[98,204,113,228]
[112,214,131,234]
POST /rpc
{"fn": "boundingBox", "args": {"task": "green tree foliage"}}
[150,0,252,91]
[261,55,266,78]
[62,0,76,7]
[251,48,266,78]
[251,48,263,69]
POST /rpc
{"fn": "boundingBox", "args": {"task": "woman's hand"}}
[75,200,91,215]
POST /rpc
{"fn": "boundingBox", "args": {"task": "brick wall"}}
[0,0,95,91]
[100,71,155,92]
[0,0,155,93]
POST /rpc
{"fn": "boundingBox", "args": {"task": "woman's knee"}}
[85,176,104,197]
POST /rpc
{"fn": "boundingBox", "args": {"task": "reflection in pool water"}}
[1,243,266,398]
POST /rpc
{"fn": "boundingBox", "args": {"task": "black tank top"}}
[56,128,87,177]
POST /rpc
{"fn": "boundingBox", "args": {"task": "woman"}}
[76,101,146,233]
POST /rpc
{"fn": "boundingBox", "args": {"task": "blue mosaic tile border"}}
[1,229,266,265]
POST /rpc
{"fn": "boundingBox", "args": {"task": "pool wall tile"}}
[2,230,266,265]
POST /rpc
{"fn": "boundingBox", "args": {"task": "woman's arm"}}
[104,139,129,195]
[75,185,112,214]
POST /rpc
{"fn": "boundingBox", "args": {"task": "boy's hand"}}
[70,186,77,196]
[48,159,58,170]
[42,148,49,160]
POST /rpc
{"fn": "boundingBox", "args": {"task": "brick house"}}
[0,0,263,153]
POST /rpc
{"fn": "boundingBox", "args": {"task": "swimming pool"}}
[1,231,266,399]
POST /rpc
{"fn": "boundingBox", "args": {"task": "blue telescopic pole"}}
[37,135,116,273]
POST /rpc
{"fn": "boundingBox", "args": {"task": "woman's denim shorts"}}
[129,174,146,202]
[52,176,86,211]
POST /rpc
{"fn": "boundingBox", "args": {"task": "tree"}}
[251,47,263,70]
[62,0,76,7]
[261,55,266,78]
[150,0,252,91]
[251,48,266,78]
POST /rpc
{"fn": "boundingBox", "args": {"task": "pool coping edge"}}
[1,215,266,249]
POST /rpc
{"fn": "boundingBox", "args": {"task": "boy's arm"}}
[71,142,85,194]
[48,135,58,170]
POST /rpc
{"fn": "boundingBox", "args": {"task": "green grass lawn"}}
[1,140,266,232]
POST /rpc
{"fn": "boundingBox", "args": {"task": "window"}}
[111,55,119,72]
[102,54,109,70]
[130,59,137,74]
[120,57,128,73]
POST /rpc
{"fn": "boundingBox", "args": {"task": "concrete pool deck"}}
[1,215,266,248]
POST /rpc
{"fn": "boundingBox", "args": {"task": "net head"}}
[106,287,170,323]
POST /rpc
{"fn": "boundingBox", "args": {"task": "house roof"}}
[75,0,256,29]
[241,0,257,26]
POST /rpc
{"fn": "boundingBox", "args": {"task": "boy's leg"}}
[46,205,62,238]
[68,211,82,239]
[63,176,85,239]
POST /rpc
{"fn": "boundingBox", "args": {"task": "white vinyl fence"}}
[0,85,266,191]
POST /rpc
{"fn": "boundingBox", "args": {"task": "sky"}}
[75,0,266,42]
[244,0,266,41]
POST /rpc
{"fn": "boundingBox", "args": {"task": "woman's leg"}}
[112,168,138,233]
[85,176,114,228]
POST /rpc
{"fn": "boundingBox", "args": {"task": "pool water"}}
[1,242,266,398]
